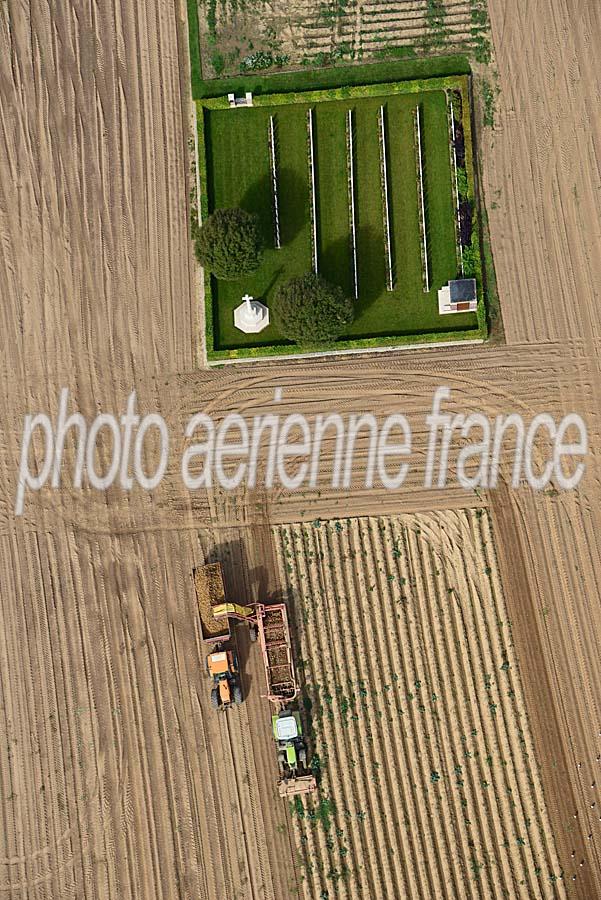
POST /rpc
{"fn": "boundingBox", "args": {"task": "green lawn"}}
[202,80,478,355]
[314,106,353,298]
[205,104,312,348]
[422,92,458,291]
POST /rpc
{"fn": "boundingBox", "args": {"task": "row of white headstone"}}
[378,105,394,292]
[448,95,464,276]
[346,109,359,300]
[414,104,430,293]
[307,108,318,275]
[269,115,281,250]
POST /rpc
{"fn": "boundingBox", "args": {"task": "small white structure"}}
[227,91,254,108]
[438,278,477,315]
[234,293,269,333]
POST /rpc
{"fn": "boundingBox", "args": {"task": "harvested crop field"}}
[274,512,565,898]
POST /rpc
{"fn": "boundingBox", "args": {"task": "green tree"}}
[194,207,264,279]
[274,273,354,343]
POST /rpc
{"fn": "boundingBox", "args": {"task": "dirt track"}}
[1,0,601,897]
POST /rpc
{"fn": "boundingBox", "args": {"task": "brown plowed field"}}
[273,512,565,898]
[2,0,601,898]
[0,524,300,899]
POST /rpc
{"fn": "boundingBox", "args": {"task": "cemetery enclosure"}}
[198,77,481,356]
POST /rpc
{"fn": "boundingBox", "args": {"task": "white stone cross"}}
[234,293,270,333]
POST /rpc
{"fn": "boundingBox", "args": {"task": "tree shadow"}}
[355,223,388,310]
[240,166,309,251]
[319,233,353,298]
[278,166,309,246]
[257,265,285,303]
[240,171,274,249]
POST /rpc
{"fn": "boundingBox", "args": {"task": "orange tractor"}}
[195,563,254,710]
[206,649,243,709]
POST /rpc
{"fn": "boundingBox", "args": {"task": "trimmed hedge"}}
[205,325,484,363]
[193,54,470,100]
[200,74,473,110]
[186,0,203,99]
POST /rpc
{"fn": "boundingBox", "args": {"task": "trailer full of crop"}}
[256,603,298,704]
[194,564,231,644]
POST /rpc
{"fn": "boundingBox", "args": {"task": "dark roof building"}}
[438,277,478,315]
[449,278,477,303]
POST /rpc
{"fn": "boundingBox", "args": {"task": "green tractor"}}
[272,710,317,797]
